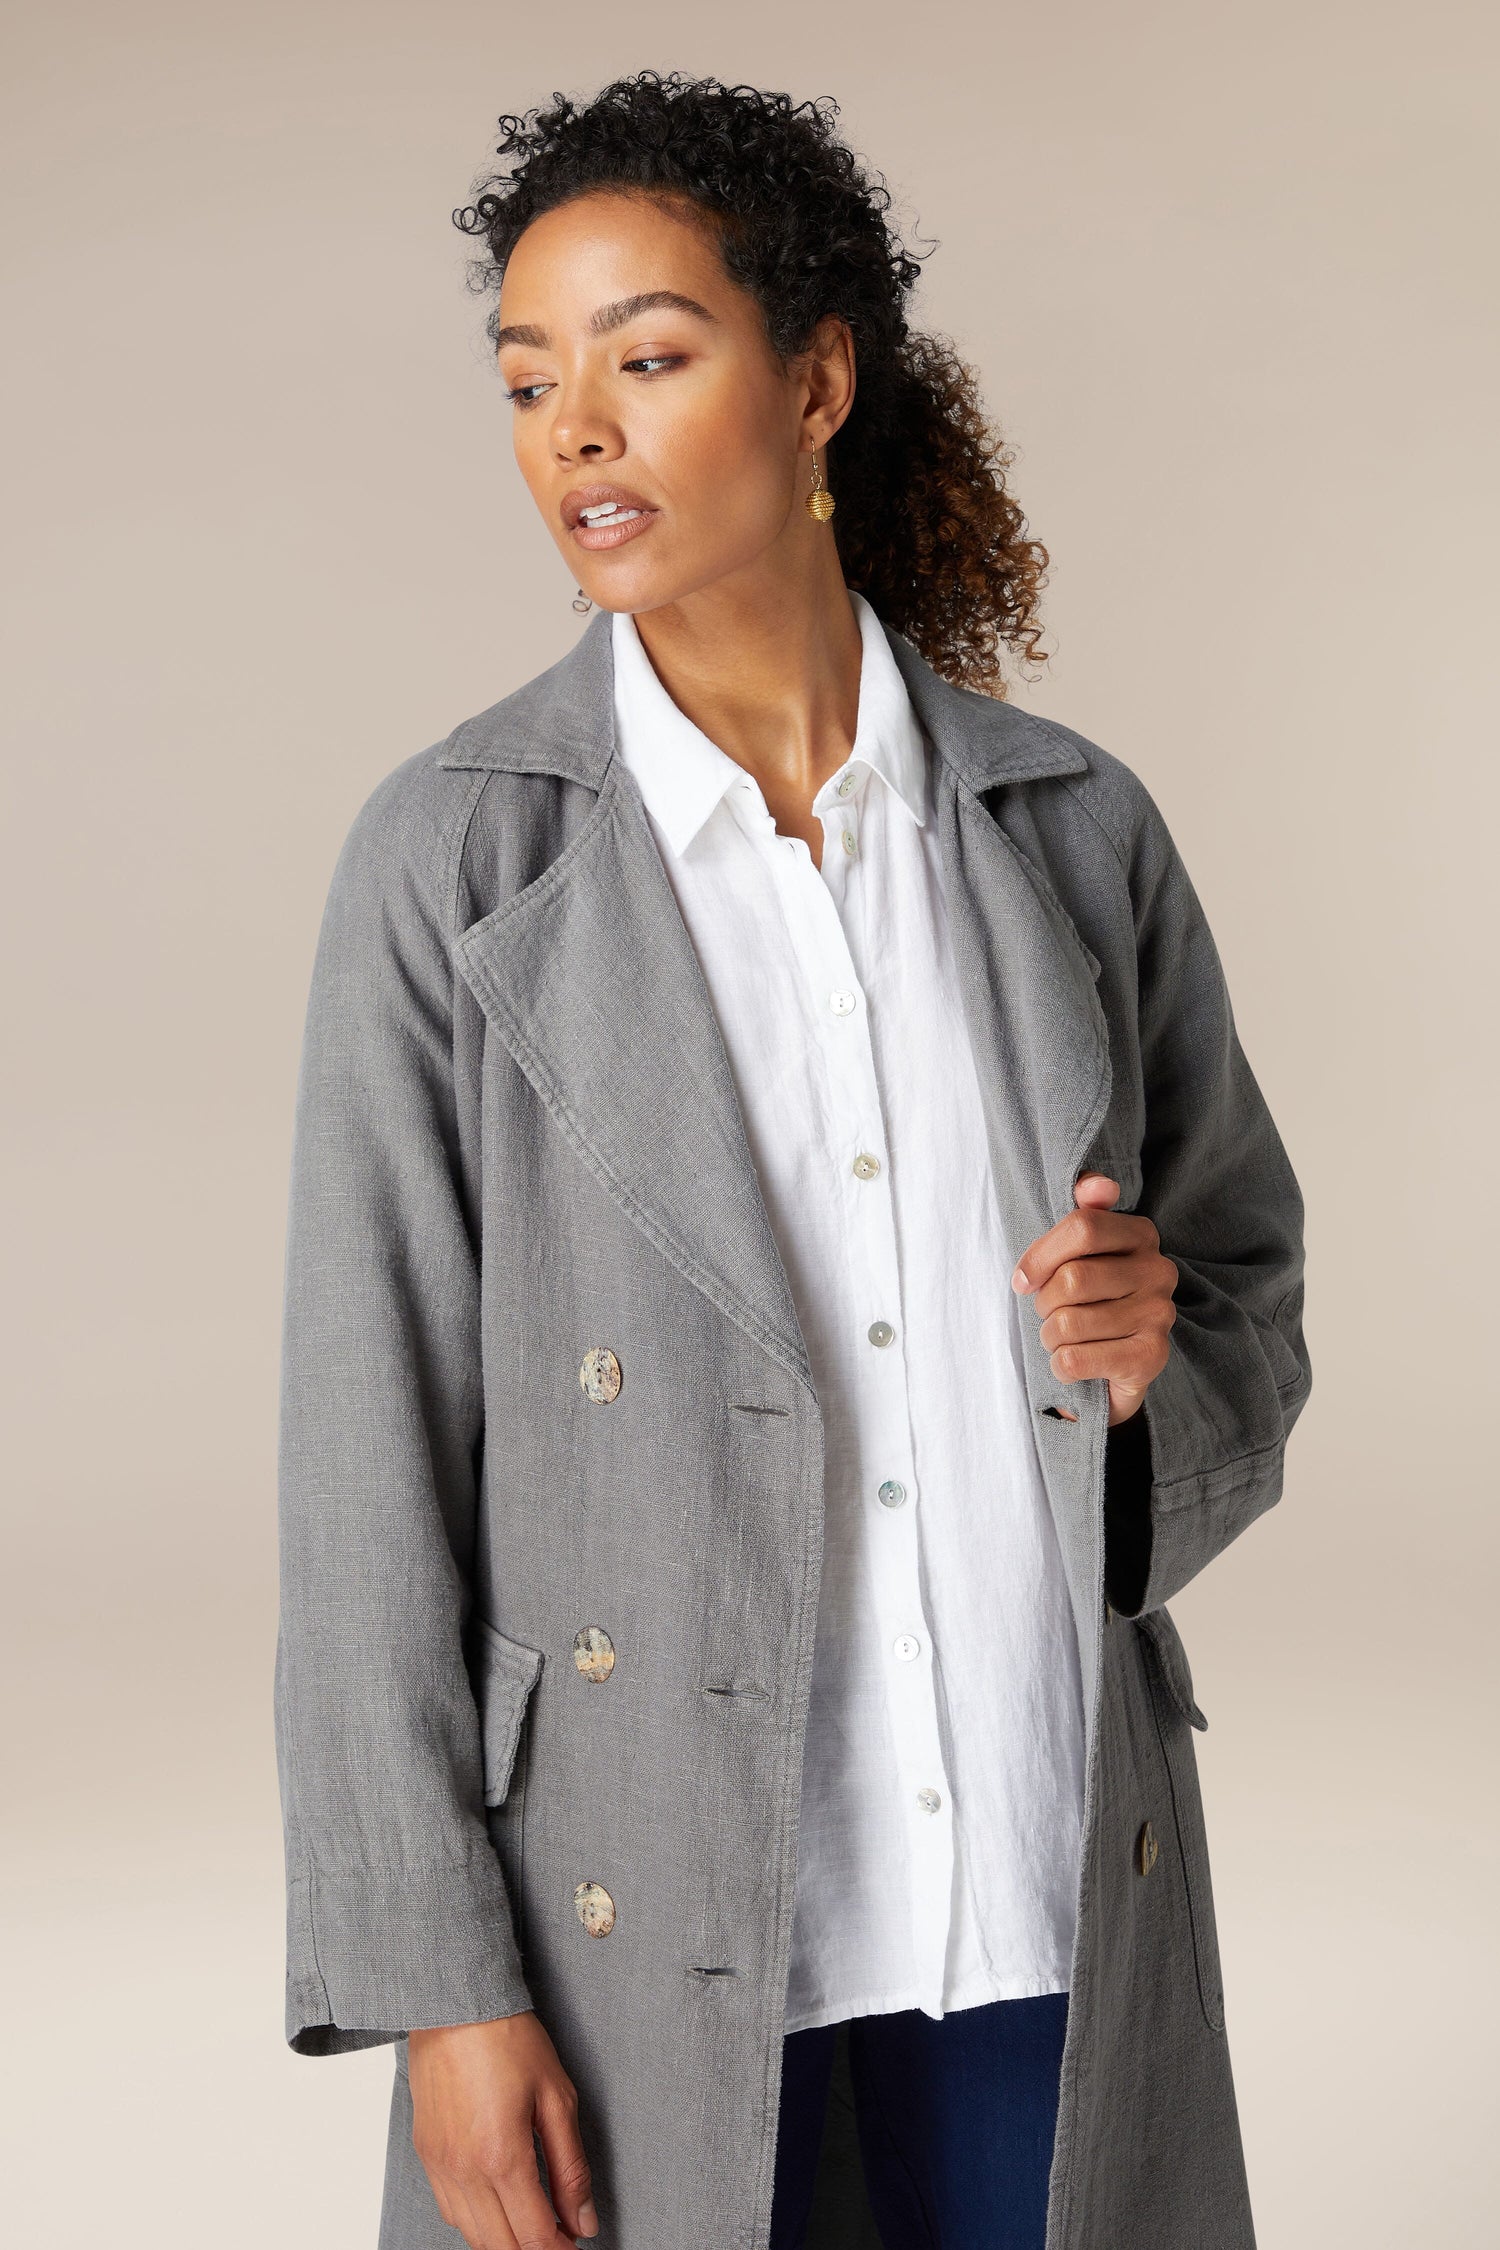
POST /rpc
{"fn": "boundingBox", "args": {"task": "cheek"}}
[651,384,791,537]
[511,412,553,501]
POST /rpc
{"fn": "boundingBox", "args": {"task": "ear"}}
[799,316,857,451]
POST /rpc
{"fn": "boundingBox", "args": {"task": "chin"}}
[574,530,772,620]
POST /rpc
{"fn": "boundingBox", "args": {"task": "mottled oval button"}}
[573,1625,616,1682]
[916,1787,942,1814]
[841,829,857,857]
[852,1151,881,1180]
[836,768,858,797]
[877,1479,907,1509]
[1136,1820,1159,1877]
[574,1880,616,1936]
[867,1319,895,1348]
[579,1347,622,1403]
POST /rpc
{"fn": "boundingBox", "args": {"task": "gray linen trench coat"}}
[274,606,1311,2250]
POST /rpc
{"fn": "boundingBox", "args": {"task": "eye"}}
[622,354,686,377]
[505,381,554,410]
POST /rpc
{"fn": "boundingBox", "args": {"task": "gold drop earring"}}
[805,445,836,522]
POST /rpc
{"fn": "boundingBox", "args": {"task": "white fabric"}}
[610,591,1087,2034]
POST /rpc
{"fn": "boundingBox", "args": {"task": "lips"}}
[562,482,658,532]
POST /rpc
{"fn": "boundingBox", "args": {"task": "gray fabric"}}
[275,609,1310,2248]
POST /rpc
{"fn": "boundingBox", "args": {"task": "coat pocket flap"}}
[1135,1606,1207,1730]
[469,1615,545,1807]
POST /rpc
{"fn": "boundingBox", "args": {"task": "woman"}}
[274,72,1310,2250]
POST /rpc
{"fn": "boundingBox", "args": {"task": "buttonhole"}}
[703,1683,772,1702]
[730,1402,791,1418]
[688,1964,740,1978]
[1039,1405,1068,1419]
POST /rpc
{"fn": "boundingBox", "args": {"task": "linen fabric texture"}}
[610,593,1086,2035]
[274,606,1311,2250]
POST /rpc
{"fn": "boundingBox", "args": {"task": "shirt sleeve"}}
[273,753,533,2055]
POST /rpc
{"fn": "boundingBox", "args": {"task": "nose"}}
[551,390,624,470]
[548,360,625,465]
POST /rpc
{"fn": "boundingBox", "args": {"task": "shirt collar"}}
[610,588,928,860]
[831,588,930,830]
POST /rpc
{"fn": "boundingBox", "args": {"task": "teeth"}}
[581,503,622,522]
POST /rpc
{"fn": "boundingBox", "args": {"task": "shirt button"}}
[877,1479,907,1509]
[867,1319,895,1348]
[841,829,857,856]
[852,1152,881,1180]
[916,1787,943,1814]
[836,769,858,797]
[829,990,857,1017]
[893,1633,922,1662]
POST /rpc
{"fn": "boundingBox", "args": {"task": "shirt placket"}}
[764,771,957,2009]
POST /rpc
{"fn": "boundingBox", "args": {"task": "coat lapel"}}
[886,636,1115,1703]
[439,612,1113,1420]
[883,635,1114,1259]
[441,615,814,1393]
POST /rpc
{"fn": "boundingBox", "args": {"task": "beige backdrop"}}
[4,2,1496,2242]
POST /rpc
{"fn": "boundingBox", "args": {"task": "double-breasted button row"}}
[572,1620,618,1933]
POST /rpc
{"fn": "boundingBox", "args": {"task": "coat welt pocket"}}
[1134,1609,1224,2030]
[469,1615,545,1808]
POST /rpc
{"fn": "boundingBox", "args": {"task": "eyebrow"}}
[495,291,718,352]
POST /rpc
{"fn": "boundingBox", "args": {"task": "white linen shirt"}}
[610,592,1087,2034]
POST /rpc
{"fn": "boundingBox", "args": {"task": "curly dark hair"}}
[453,72,1050,696]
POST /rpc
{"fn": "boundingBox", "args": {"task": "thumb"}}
[1073,1170,1121,1211]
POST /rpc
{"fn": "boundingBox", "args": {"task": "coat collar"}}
[436,603,1090,801]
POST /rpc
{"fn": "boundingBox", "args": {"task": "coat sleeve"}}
[273,752,532,2055]
[1100,784,1312,1618]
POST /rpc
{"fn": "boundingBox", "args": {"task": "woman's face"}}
[496,191,847,615]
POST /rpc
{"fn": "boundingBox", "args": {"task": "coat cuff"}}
[285,1854,533,2056]
[1103,1389,1287,1618]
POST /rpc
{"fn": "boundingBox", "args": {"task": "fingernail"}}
[1011,1265,1030,1293]
[578,2199,599,2238]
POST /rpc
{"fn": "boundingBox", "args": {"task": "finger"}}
[445,2178,520,2250]
[1012,1206,1158,1296]
[1072,1170,1122,1210]
[1034,1249,1178,1323]
[1038,1288,1175,1358]
[534,2083,597,2241]
[1048,1330,1170,1391]
[1107,1386,1152,1425]
[489,2134,577,2250]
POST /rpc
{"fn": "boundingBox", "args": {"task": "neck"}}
[627,536,864,856]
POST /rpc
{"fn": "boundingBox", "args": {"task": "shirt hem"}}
[783,1966,1071,2038]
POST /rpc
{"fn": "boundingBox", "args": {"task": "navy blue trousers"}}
[768,1992,1069,2250]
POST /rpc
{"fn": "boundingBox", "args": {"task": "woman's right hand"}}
[407,2011,599,2248]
